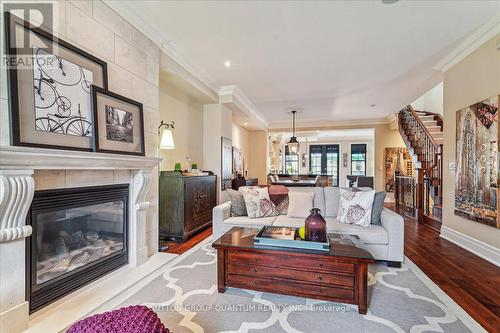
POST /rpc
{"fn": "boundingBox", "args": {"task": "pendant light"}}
[287,110,300,154]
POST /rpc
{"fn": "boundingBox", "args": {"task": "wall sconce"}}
[158,120,175,150]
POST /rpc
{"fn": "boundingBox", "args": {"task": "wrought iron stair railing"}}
[397,105,443,229]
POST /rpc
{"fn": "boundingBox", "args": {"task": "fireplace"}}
[26,184,129,313]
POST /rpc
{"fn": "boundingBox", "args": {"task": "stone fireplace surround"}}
[0,145,167,333]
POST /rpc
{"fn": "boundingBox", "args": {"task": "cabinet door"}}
[184,177,216,234]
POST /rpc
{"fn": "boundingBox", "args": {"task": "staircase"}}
[398,105,443,230]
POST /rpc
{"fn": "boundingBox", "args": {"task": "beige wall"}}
[249,130,269,185]
[442,36,500,248]
[0,1,161,256]
[159,77,204,171]
[232,122,250,176]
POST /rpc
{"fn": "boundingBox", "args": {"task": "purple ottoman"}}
[66,305,169,333]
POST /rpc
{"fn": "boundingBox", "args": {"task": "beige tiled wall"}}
[0,1,161,256]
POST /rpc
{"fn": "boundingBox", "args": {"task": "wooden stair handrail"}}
[406,105,440,151]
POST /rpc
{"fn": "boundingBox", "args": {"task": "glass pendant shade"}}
[159,128,175,149]
[287,110,300,154]
[287,136,300,154]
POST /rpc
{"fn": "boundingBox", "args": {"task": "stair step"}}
[426,126,442,133]
[431,132,443,138]
[419,115,435,122]
[421,120,438,127]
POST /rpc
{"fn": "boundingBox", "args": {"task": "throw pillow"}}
[337,188,375,227]
[226,189,247,216]
[287,191,314,218]
[371,191,386,226]
[240,187,276,218]
[268,185,289,215]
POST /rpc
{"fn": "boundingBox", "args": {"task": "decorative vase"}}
[305,208,327,242]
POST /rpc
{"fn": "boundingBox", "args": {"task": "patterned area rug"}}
[117,239,484,333]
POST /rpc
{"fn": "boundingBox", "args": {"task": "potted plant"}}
[174,162,182,171]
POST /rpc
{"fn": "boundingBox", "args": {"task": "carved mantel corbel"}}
[0,170,35,242]
[132,169,152,210]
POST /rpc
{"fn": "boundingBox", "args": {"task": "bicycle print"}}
[33,47,93,137]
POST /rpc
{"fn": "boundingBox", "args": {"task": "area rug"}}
[116,238,485,333]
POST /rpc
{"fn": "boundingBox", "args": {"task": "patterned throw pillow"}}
[226,189,247,216]
[337,188,375,227]
[268,185,289,215]
[240,187,276,219]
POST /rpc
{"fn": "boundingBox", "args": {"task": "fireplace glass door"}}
[35,201,125,284]
[27,184,129,312]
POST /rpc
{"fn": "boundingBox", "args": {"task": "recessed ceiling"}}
[109,1,499,127]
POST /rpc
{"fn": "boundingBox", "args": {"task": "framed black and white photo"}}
[4,12,108,151]
[91,86,145,156]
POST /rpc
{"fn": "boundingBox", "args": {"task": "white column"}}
[0,170,35,333]
[129,170,152,267]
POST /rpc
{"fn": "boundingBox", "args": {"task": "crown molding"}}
[268,115,393,131]
[103,1,219,94]
[434,14,500,73]
[219,85,268,129]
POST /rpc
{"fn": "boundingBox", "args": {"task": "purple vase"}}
[305,208,327,242]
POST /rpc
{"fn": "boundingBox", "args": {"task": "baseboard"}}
[0,301,29,333]
[440,226,500,267]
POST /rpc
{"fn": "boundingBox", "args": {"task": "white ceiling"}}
[109,0,499,127]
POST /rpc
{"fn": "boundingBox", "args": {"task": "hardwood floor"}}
[388,203,500,333]
[161,213,500,332]
[160,227,213,255]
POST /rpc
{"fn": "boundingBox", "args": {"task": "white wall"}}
[411,82,443,114]
[203,104,232,203]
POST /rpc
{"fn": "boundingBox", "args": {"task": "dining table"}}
[271,179,317,187]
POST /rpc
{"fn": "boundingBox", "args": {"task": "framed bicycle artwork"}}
[91,86,145,156]
[4,12,108,151]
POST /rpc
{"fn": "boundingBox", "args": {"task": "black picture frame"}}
[91,86,145,156]
[4,12,108,151]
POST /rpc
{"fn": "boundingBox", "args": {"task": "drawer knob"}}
[315,289,323,294]
[252,281,258,285]
[253,268,258,273]
[318,263,323,268]
[317,275,323,281]
[253,257,259,262]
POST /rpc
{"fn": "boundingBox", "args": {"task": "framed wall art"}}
[4,12,108,151]
[232,146,242,176]
[455,95,499,228]
[221,137,232,190]
[91,86,145,156]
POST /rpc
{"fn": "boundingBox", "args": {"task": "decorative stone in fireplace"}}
[27,184,130,313]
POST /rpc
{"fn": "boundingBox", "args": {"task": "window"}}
[284,146,299,174]
[351,144,367,176]
[309,145,340,186]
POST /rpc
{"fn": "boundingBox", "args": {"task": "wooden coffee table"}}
[212,227,375,314]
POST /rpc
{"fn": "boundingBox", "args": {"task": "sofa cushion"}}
[224,216,277,226]
[240,187,277,218]
[273,215,305,229]
[288,187,325,214]
[325,218,388,245]
[323,187,340,217]
[371,191,386,226]
[287,191,314,218]
[226,189,247,216]
[269,185,289,215]
[338,189,375,226]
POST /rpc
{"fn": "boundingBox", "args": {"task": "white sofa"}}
[212,187,404,266]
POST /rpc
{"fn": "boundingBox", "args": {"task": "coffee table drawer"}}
[227,274,355,301]
[227,250,354,273]
[227,263,354,287]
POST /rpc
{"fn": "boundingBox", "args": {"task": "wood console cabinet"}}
[159,171,217,242]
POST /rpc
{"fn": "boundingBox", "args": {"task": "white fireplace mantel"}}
[0,145,161,333]
[0,145,160,170]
